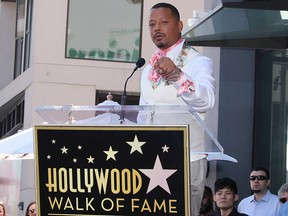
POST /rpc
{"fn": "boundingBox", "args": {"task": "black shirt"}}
[212,208,248,216]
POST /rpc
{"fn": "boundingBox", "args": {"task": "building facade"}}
[0,0,287,215]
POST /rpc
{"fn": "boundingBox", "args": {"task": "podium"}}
[34,104,237,216]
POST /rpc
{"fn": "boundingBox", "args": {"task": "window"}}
[23,0,33,71]
[254,49,288,192]
[14,0,33,78]
[66,0,143,63]
[0,93,25,139]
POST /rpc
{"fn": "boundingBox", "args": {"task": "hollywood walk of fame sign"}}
[34,125,190,215]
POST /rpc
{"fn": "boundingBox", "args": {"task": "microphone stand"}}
[119,67,138,124]
[119,57,145,124]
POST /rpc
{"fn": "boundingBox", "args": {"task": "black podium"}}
[34,105,236,216]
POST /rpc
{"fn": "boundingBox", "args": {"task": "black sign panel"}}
[34,125,190,215]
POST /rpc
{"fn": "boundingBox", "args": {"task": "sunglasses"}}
[249,175,267,181]
[280,198,287,204]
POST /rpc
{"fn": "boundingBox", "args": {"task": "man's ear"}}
[213,194,217,202]
[267,179,271,187]
[234,194,239,202]
[178,20,183,33]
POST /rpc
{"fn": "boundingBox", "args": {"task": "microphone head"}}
[136,58,146,68]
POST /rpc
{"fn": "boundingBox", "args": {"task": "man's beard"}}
[252,189,261,193]
[155,42,166,49]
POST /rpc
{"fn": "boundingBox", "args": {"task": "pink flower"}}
[148,50,165,83]
[148,70,161,83]
[177,80,195,95]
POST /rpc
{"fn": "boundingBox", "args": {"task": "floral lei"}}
[149,41,192,89]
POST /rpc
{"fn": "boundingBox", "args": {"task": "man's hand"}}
[153,57,183,81]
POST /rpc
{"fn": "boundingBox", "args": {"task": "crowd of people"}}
[198,167,287,216]
[0,168,286,216]
[0,170,287,216]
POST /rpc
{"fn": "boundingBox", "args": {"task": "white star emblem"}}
[139,155,177,194]
[61,146,68,154]
[78,145,82,150]
[104,146,118,161]
[73,158,77,163]
[162,144,170,152]
[47,155,51,159]
[126,135,146,154]
[87,155,95,164]
[51,139,56,144]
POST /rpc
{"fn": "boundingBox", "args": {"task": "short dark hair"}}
[151,3,180,21]
[251,167,270,179]
[214,177,238,194]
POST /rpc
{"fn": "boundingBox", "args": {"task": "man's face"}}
[213,187,238,211]
[149,7,183,50]
[249,170,270,194]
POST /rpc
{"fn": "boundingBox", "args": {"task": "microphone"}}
[120,57,145,123]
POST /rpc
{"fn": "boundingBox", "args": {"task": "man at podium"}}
[139,3,216,216]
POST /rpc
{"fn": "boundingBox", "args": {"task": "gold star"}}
[126,135,146,154]
[104,146,118,161]
[87,155,95,164]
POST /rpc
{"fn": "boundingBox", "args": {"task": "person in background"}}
[139,3,215,215]
[213,177,247,216]
[25,201,36,216]
[278,182,288,204]
[277,182,288,216]
[199,185,215,216]
[0,203,6,216]
[237,167,281,216]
